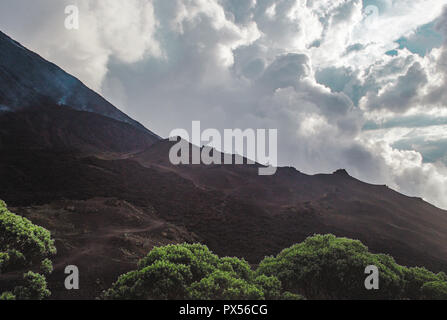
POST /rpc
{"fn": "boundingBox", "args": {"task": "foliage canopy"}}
[0,200,56,300]
[104,235,447,300]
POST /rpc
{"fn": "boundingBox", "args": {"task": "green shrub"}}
[0,291,16,300]
[257,234,405,299]
[403,267,442,299]
[218,257,253,281]
[104,243,280,300]
[138,243,219,283]
[104,236,447,300]
[420,281,447,300]
[0,200,56,299]
[104,244,219,300]
[40,258,54,276]
[188,270,264,300]
[13,272,51,300]
[254,275,282,300]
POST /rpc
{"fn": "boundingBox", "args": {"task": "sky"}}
[1,0,447,209]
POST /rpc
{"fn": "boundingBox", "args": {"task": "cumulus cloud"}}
[422,6,447,106]
[363,140,447,208]
[1,0,447,208]
[362,62,428,112]
[0,0,161,91]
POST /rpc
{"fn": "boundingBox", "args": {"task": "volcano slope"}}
[1,105,447,299]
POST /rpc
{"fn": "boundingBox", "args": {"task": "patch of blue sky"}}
[395,21,444,57]
[385,49,398,56]
[392,137,447,165]
[363,114,447,131]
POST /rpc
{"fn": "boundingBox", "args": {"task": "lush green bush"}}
[40,258,54,275]
[12,272,51,300]
[0,291,15,300]
[254,275,282,300]
[103,243,286,300]
[257,234,406,299]
[420,281,447,300]
[104,235,446,300]
[188,270,264,300]
[103,243,220,299]
[257,234,447,300]
[0,200,56,300]
[402,267,443,299]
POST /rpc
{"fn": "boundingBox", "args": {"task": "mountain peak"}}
[333,169,350,177]
[0,30,159,138]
